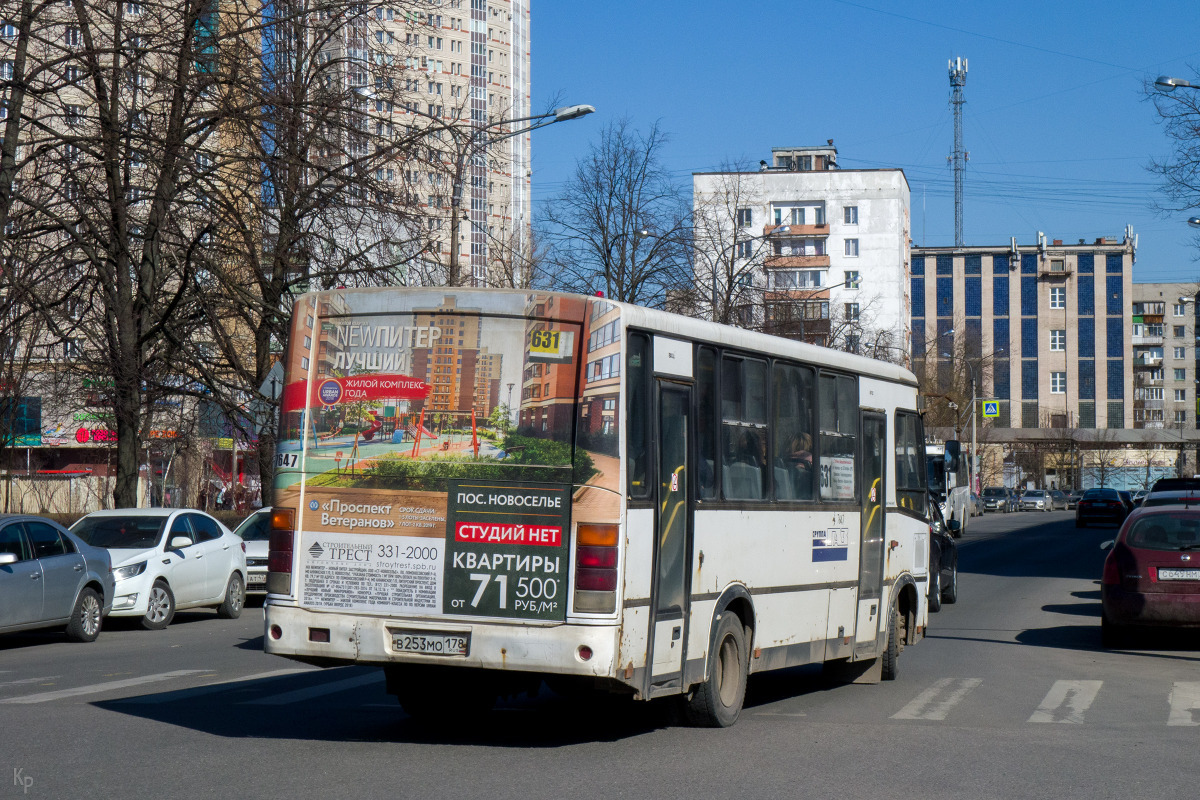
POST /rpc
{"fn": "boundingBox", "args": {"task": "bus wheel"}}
[881,605,901,681]
[685,613,748,728]
[928,563,942,613]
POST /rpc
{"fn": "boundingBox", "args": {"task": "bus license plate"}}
[392,631,469,656]
[1158,569,1200,581]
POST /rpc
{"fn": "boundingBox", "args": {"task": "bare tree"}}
[690,159,768,324]
[1149,70,1200,233]
[540,119,690,306]
[175,0,437,505]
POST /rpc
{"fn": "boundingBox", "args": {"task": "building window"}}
[1175,325,1186,338]
[300,356,310,370]
[1175,368,1187,381]
[843,206,858,224]
[736,208,752,227]
[65,26,81,47]
[845,238,859,257]
[1050,286,1065,309]
[844,270,860,289]
[1050,329,1066,351]
[1175,347,1187,359]
[1176,389,1188,402]
[1176,410,1188,424]
[1175,303,1188,317]
[845,303,860,321]
[1051,372,1066,394]
[736,240,753,259]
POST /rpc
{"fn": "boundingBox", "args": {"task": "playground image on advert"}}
[273,297,597,496]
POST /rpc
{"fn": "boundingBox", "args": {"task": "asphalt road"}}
[3,510,1200,800]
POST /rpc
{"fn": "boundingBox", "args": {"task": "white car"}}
[71,509,247,629]
[232,508,271,595]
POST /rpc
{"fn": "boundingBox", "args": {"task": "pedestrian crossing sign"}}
[983,400,999,418]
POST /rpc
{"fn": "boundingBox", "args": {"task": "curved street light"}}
[445,104,594,286]
[1155,75,1197,92]
[355,88,594,287]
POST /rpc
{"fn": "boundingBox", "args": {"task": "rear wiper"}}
[1179,544,1200,551]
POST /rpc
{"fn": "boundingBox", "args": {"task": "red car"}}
[1100,506,1200,646]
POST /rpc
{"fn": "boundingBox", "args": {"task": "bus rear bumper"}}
[264,603,620,678]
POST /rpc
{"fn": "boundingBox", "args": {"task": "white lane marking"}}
[115,668,317,705]
[0,676,61,689]
[754,711,807,717]
[0,670,208,705]
[1168,682,1200,726]
[892,678,982,720]
[1029,680,1102,724]
[241,672,382,705]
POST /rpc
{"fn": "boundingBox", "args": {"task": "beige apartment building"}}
[356,1,533,287]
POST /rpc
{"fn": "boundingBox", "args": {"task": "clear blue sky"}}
[531,0,1200,283]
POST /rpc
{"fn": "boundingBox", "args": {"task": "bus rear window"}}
[278,300,588,491]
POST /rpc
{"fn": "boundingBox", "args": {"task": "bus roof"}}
[297,286,918,389]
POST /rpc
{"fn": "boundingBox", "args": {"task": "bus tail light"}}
[574,523,618,613]
[267,507,296,595]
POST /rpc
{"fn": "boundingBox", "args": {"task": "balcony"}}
[764,254,830,269]
[1133,354,1163,366]
[764,223,829,238]
[1132,335,1164,346]
[1134,374,1163,387]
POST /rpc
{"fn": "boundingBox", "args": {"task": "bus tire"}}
[941,559,958,604]
[881,605,900,681]
[928,563,942,613]
[685,613,748,728]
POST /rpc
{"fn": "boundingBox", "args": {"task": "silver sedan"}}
[0,515,114,642]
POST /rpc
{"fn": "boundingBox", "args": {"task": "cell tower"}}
[949,57,968,247]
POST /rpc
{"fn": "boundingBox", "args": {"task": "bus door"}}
[648,382,691,691]
[854,411,887,655]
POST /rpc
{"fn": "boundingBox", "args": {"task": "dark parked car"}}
[1101,506,1200,646]
[1066,490,1084,510]
[927,497,959,612]
[1117,491,1136,517]
[1049,490,1069,511]
[1076,488,1128,527]
[0,515,115,642]
[1141,478,1200,508]
[981,486,1015,513]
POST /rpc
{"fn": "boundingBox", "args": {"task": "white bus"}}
[926,441,969,535]
[263,288,933,726]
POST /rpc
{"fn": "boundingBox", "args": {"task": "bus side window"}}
[721,356,768,500]
[696,347,717,499]
[818,373,858,501]
[773,362,815,501]
[627,333,651,499]
[894,411,927,515]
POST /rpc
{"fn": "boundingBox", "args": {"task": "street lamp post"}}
[445,104,594,287]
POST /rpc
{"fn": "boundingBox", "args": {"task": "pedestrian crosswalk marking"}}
[0,670,208,705]
[1029,680,1102,724]
[1167,682,1200,726]
[241,672,382,706]
[892,678,982,720]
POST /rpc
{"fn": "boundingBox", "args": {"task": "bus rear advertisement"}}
[263,287,931,726]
